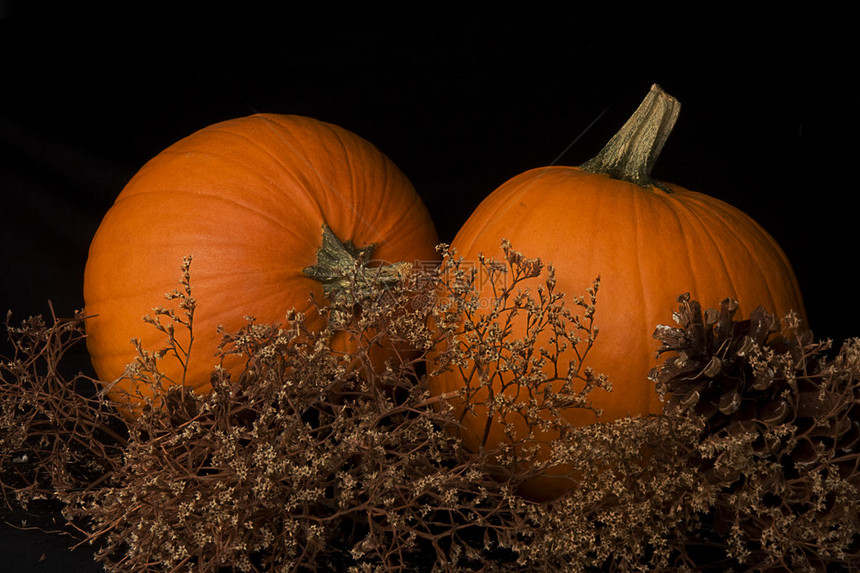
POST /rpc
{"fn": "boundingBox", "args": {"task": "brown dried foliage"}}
[0,305,126,510]
[1,246,858,572]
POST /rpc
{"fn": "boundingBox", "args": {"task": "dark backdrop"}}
[1,3,856,570]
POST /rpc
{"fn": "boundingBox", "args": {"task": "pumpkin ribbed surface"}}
[440,167,805,421]
[84,114,439,409]
[428,86,806,500]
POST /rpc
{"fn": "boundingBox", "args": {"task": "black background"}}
[1,2,857,570]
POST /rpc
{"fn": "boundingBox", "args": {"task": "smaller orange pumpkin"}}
[84,114,439,416]
[429,85,806,501]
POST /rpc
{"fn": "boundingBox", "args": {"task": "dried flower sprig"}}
[110,255,198,414]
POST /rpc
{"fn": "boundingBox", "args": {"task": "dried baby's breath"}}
[1,248,858,572]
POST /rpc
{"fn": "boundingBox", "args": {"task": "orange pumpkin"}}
[429,85,806,500]
[84,114,439,414]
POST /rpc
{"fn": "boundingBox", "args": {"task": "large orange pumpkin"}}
[84,114,439,414]
[429,85,806,500]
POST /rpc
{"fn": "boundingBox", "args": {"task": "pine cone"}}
[649,293,860,571]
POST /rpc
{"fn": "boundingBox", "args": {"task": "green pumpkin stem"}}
[302,224,410,306]
[580,83,680,192]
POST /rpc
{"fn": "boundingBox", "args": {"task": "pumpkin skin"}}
[84,114,439,413]
[428,87,806,501]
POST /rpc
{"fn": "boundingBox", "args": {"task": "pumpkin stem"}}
[302,224,411,307]
[580,83,680,191]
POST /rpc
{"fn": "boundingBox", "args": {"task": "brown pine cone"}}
[649,294,860,571]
